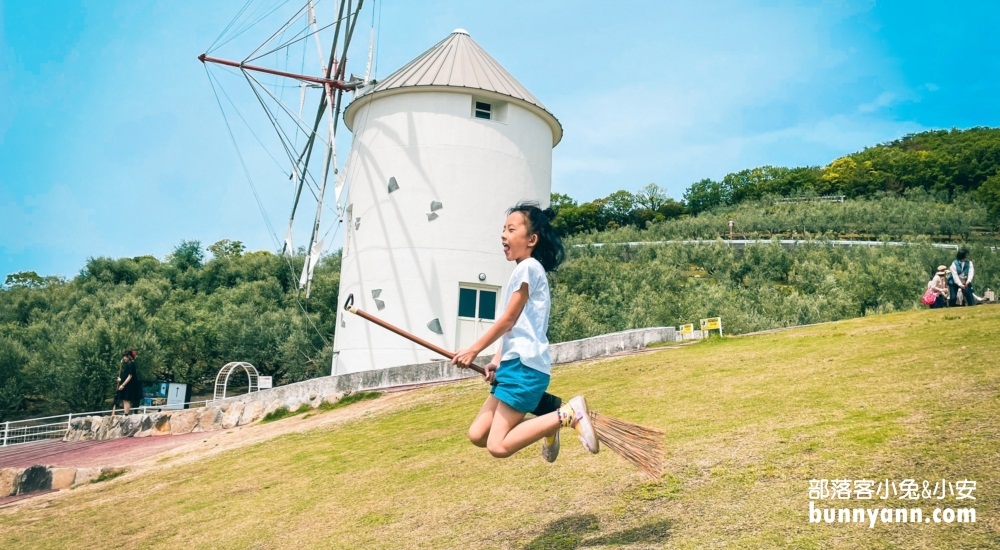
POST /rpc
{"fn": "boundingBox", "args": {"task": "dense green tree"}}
[723,166,793,204]
[551,200,603,237]
[633,183,684,226]
[4,271,52,289]
[633,183,670,212]
[549,193,576,213]
[979,170,1000,226]
[599,190,638,229]
[208,239,246,260]
[168,240,204,271]
[683,178,728,215]
[0,337,30,418]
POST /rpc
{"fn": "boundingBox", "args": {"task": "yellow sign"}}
[700,317,722,331]
[679,324,694,335]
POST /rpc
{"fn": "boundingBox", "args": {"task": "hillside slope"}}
[2,306,998,548]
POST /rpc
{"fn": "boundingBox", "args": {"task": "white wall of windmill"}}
[334,91,556,374]
[335,248,506,371]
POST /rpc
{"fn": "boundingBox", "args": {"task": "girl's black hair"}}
[508,202,565,272]
[956,248,969,261]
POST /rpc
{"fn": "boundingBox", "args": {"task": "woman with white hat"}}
[926,265,949,309]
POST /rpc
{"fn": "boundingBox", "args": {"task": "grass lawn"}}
[2,306,998,549]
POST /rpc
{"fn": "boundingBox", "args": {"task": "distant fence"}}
[1,401,213,447]
[773,195,846,204]
[1,414,76,447]
[578,239,962,251]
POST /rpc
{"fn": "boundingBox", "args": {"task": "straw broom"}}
[343,294,664,479]
[590,411,664,479]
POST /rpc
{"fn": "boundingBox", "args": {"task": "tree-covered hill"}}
[3,128,999,421]
[552,127,1000,231]
[0,240,340,420]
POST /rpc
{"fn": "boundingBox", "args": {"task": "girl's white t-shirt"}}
[499,257,551,374]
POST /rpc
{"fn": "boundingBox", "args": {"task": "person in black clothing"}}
[114,350,141,414]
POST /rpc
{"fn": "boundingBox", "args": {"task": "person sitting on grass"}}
[947,248,976,307]
[927,265,949,309]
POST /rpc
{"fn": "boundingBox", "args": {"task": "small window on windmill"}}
[474,100,492,120]
[472,96,506,122]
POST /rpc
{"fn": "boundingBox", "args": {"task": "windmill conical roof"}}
[344,29,562,145]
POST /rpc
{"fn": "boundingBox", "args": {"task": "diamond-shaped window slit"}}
[355,217,361,230]
[387,177,399,193]
[430,201,443,212]
[427,212,439,221]
[427,318,443,334]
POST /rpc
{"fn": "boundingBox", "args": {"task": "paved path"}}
[0,432,206,469]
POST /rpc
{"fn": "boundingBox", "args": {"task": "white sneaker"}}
[568,396,599,454]
[541,430,560,463]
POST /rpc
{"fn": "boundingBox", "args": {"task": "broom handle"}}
[343,294,487,376]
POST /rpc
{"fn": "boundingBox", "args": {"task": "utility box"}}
[141,381,189,410]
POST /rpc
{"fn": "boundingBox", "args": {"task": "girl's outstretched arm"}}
[451,283,529,368]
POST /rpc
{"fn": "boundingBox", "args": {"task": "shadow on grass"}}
[523,514,671,549]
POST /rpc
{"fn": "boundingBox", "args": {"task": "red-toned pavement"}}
[0,432,206,469]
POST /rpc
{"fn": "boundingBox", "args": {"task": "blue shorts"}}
[490,358,550,414]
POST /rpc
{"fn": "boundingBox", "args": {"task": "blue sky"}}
[1,1,998,280]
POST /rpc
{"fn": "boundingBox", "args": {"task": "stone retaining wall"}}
[1,465,110,497]
[549,326,678,364]
[62,388,348,443]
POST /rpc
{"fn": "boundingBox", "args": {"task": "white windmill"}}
[333,29,563,374]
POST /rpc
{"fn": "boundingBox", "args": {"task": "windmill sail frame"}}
[200,0,369,297]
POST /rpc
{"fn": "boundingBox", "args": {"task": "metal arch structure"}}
[213,362,261,401]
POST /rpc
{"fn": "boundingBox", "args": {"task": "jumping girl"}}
[451,202,598,462]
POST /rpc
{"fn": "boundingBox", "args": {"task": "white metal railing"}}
[0,400,213,448]
[774,195,846,204]
[1,411,98,447]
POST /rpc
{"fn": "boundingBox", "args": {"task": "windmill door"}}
[456,284,499,351]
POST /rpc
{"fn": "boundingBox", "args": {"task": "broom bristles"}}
[591,411,664,479]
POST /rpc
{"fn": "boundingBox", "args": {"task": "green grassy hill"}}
[2,306,998,549]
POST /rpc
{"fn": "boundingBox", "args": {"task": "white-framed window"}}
[471,96,507,123]
[474,100,492,120]
[457,285,498,320]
